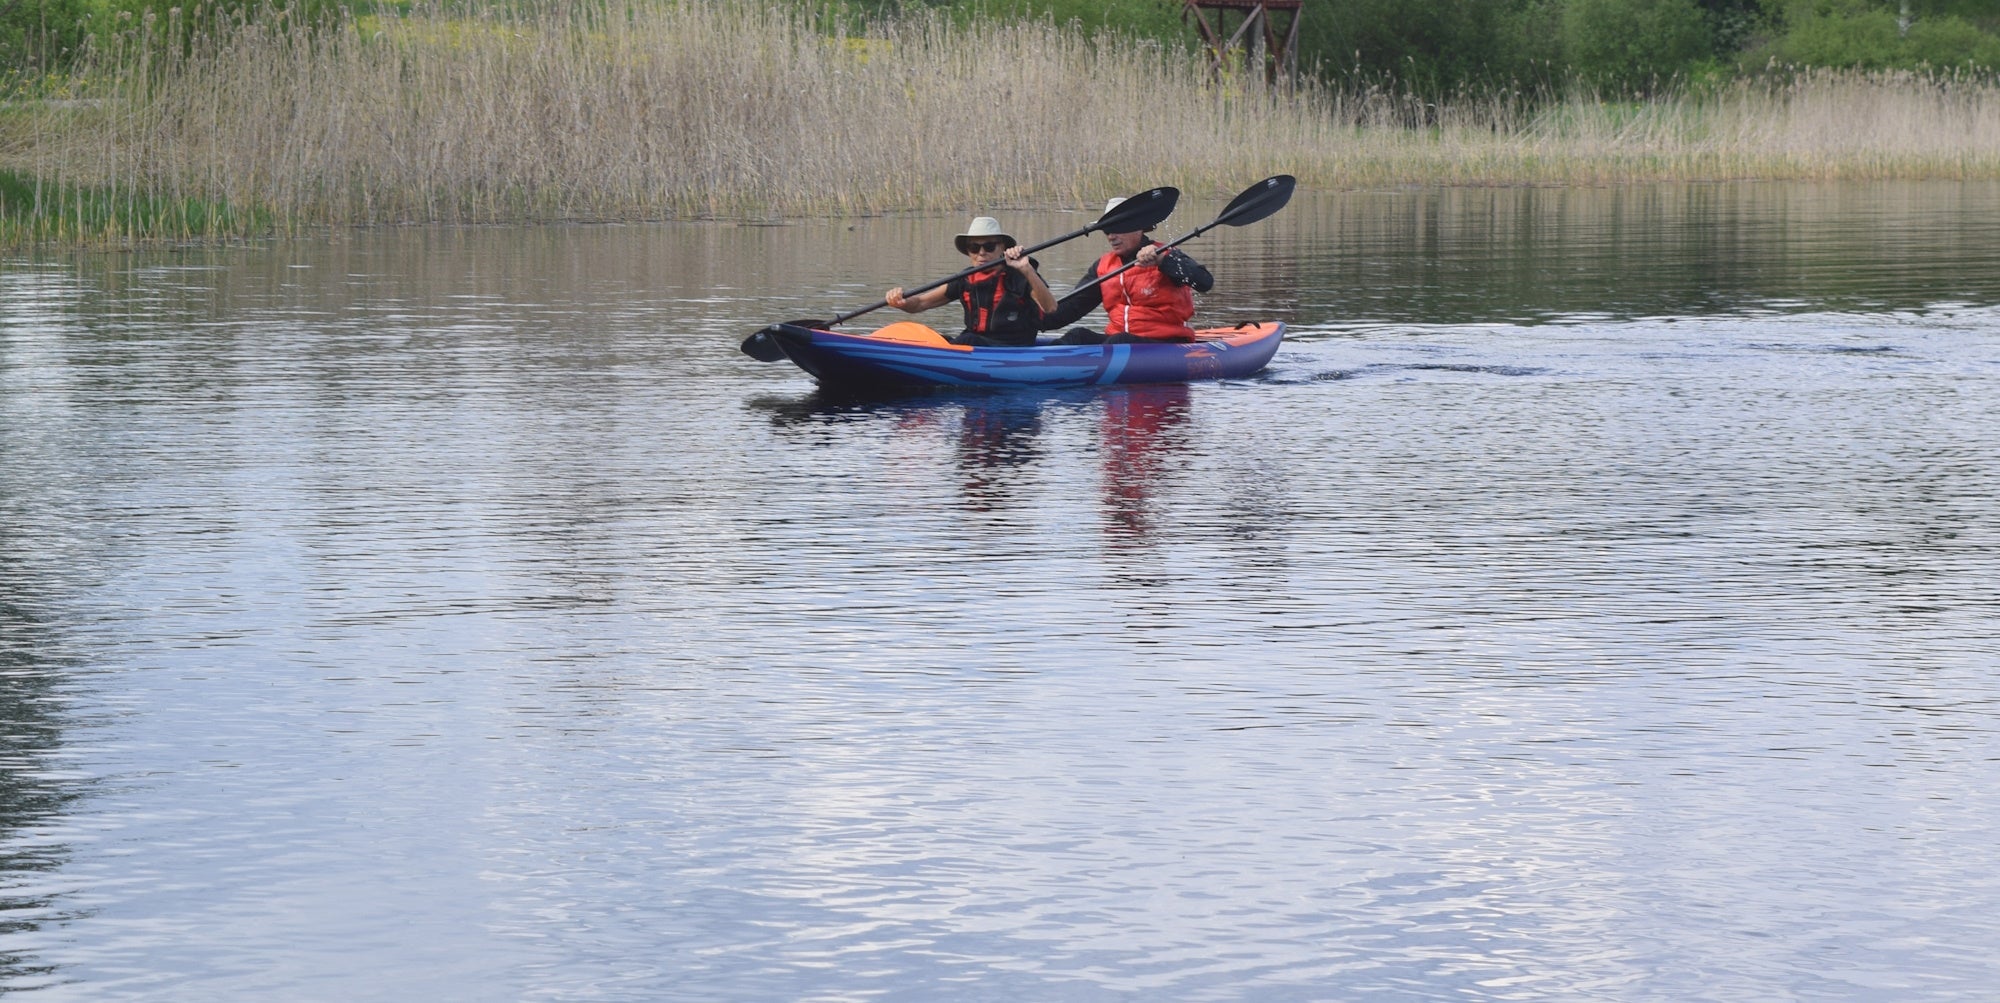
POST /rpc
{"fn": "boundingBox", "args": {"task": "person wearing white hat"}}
[884,216,1058,347]
[1043,196,1213,344]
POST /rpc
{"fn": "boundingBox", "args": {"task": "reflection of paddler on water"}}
[883,216,1059,347]
[859,396,1046,512]
[877,388,1183,529]
[751,383,1187,534]
[1098,383,1194,541]
[951,398,1045,512]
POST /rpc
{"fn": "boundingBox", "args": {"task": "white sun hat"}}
[1099,196,1153,232]
[953,217,1016,253]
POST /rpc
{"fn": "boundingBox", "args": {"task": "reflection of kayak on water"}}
[761,320,1285,394]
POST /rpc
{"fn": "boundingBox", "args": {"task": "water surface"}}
[3,181,1999,1001]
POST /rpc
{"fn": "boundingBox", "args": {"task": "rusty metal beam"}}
[1182,0,1302,86]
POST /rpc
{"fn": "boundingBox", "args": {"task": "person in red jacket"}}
[1043,197,1214,344]
[885,216,1058,346]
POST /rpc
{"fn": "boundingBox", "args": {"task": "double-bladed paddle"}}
[740,186,1180,361]
[1060,175,1295,304]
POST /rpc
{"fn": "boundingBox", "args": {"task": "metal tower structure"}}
[1182,0,1303,86]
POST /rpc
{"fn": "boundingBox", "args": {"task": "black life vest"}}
[956,263,1042,344]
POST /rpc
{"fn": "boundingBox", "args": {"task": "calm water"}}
[4,182,1999,1001]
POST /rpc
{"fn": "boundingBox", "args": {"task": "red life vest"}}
[1096,244,1196,340]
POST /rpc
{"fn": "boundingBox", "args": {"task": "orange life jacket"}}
[1095,244,1196,340]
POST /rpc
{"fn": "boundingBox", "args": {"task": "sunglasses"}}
[964,240,1008,253]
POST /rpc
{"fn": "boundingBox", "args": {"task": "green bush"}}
[1297,0,1556,94]
[1,0,96,82]
[92,0,357,61]
[1742,0,1999,71]
[1911,0,2000,30]
[1904,14,2000,69]
[1562,0,1715,91]
[804,0,1997,93]
[1762,0,1899,67]
[1697,0,1769,53]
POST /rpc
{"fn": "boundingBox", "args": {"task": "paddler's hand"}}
[886,287,908,310]
[1004,247,1033,272]
[1136,246,1162,268]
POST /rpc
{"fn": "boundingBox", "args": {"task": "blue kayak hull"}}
[769,322,1285,393]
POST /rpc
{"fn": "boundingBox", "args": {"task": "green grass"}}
[1,168,267,247]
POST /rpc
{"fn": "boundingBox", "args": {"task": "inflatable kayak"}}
[761,320,1285,393]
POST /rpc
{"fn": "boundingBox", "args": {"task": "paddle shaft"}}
[1064,174,1296,305]
[825,230,1071,328]
[1060,224,1215,303]
[738,185,1181,361]
[1062,177,1293,302]
[822,188,1179,328]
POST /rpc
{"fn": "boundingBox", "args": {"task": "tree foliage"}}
[2,0,95,82]
[965,0,2000,91]
[13,0,2000,90]
[5,0,358,82]
[1746,0,2000,70]
[1562,0,1714,91]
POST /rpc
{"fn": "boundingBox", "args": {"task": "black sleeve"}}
[1157,249,1213,293]
[1039,264,1104,332]
[1003,269,1046,323]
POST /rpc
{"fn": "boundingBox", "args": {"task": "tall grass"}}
[0,166,264,245]
[1316,69,2000,186]
[4,0,1999,248]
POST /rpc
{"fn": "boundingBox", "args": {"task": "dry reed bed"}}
[6,0,2000,238]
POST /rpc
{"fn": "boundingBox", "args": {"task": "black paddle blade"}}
[740,319,829,361]
[1216,174,1296,228]
[1094,186,1180,234]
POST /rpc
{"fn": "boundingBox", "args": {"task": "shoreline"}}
[16,175,2000,259]
[5,4,1998,250]
[13,169,2000,255]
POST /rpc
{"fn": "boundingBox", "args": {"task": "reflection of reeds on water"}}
[4,0,1999,246]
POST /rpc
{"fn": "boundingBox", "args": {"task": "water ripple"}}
[6,191,2000,1000]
